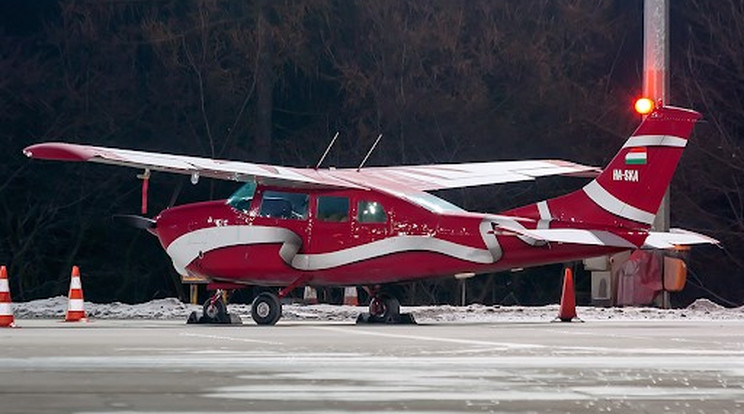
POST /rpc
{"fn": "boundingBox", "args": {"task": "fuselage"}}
[153,182,632,287]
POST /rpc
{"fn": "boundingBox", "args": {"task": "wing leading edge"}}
[23,142,363,190]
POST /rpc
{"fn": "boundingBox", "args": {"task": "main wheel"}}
[251,292,282,325]
[203,296,228,323]
[369,294,400,323]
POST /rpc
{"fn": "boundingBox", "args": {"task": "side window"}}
[357,200,387,223]
[259,191,309,220]
[317,196,349,222]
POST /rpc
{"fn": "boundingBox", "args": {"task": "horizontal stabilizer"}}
[642,228,720,249]
[493,223,637,248]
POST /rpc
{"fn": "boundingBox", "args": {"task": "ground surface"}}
[1,317,743,414]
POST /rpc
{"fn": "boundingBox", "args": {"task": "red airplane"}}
[23,105,717,325]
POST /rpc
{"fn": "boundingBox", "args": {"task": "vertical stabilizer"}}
[507,106,701,230]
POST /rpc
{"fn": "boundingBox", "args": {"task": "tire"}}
[203,298,228,323]
[382,296,400,323]
[251,292,282,325]
[368,294,400,323]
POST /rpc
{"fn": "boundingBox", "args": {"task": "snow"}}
[10,297,744,322]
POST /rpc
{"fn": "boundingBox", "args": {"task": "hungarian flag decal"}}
[625,147,647,165]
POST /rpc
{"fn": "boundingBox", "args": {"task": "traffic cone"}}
[65,266,87,322]
[343,286,359,306]
[303,286,318,305]
[556,267,578,322]
[0,266,16,328]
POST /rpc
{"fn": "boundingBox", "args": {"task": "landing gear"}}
[187,289,242,325]
[203,294,229,322]
[356,290,416,325]
[251,292,282,325]
[369,294,400,323]
[248,276,310,326]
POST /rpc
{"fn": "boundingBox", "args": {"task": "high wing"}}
[23,142,363,190]
[23,142,599,192]
[330,160,600,191]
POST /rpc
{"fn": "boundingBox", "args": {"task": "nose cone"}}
[154,200,229,248]
[154,200,237,275]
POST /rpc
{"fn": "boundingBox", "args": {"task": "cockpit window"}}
[226,181,257,212]
[259,191,309,220]
[317,196,349,222]
[357,200,387,223]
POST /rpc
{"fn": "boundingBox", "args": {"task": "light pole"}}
[643,0,671,309]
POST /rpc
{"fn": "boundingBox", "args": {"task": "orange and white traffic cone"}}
[303,286,318,305]
[65,266,87,322]
[0,266,16,328]
[343,286,359,306]
[556,267,579,322]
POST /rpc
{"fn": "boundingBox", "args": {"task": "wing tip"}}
[23,142,95,162]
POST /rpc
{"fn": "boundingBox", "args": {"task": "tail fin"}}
[507,106,702,230]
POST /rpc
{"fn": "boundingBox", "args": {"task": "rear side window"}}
[357,200,386,223]
[259,191,309,220]
[317,196,349,222]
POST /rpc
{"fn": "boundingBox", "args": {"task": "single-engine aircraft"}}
[23,105,718,325]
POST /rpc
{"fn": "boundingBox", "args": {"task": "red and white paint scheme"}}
[23,106,717,324]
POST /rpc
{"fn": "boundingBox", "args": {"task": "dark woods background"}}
[0,0,741,306]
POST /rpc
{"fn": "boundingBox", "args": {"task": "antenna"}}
[357,134,383,171]
[315,131,339,170]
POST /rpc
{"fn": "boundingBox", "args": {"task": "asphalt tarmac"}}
[1,318,743,413]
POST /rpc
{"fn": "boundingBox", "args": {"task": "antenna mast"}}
[315,131,339,170]
[357,134,383,171]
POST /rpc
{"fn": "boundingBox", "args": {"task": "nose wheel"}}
[368,294,401,323]
[203,295,228,322]
[357,290,416,324]
[187,289,241,324]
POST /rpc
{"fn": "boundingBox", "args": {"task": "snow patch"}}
[685,298,726,312]
[10,297,744,322]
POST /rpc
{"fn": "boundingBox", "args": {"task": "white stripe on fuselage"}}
[583,180,656,225]
[536,200,552,230]
[165,221,503,274]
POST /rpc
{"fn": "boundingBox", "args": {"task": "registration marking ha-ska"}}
[613,169,639,182]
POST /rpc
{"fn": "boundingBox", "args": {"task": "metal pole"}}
[190,284,198,305]
[644,0,670,308]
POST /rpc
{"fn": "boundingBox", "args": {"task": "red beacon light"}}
[634,97,655,115]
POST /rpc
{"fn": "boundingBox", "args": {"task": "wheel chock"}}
[185,310,242,325]
[355,312,417,325]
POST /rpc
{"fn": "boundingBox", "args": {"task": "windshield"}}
[226,181,257,212]
[403,192,466,214]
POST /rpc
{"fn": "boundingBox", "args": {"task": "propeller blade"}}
[113,214,156,230]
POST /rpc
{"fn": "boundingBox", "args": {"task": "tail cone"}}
[557,268,578,322]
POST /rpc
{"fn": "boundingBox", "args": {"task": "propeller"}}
[113,214,156,231]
